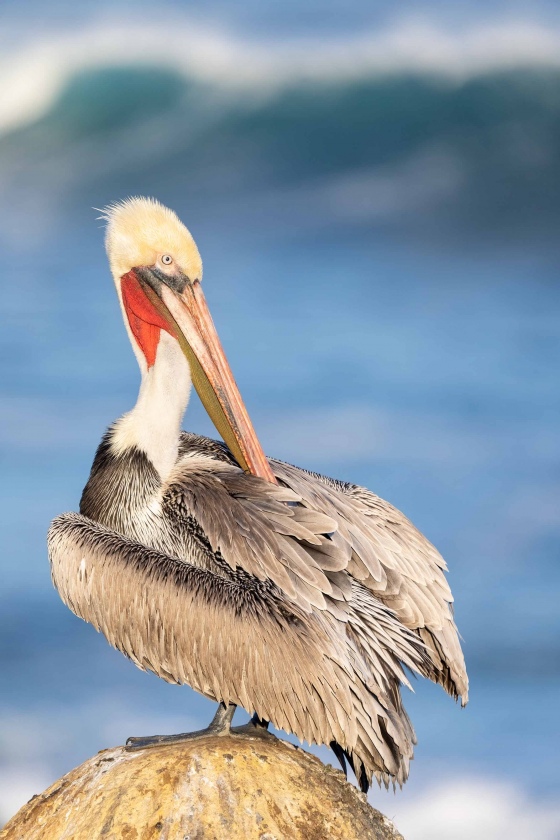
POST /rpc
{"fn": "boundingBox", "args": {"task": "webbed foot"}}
[125,702,236,751]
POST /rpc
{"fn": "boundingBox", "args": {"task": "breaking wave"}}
[2,19,560,240]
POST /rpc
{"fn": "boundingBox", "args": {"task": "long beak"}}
[139,274,277,484]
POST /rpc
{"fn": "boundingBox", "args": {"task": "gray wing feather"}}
[268,459,468,704]
[48,510,428,787]
[164,453,343,613]
[167,444,467,702]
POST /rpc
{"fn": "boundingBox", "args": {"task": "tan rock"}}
[0,733,403,840]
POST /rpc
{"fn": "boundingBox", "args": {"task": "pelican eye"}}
[161,254,173,266]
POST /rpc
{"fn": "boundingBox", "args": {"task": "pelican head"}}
[102,196,274,483]
[105,197,202,285]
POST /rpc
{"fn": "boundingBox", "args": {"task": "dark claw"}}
[231,713,275,740]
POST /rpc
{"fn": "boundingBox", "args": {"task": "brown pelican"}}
[48,197,468,792]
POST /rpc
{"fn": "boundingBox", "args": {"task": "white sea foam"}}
[0,702,199,825]
[3,17,560,135]
[0,764,54,827]
[391,777,560,840]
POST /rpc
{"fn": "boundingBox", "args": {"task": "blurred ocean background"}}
[1,2,560,837]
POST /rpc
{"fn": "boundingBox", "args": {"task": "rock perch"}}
[0,734,404,839]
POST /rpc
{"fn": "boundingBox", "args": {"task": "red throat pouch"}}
[121,270,173,368]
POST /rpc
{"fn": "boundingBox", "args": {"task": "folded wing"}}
[269,458,468,704]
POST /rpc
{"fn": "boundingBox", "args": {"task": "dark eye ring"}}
[161,254,173,265]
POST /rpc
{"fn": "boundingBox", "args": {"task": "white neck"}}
[111,331,192,480]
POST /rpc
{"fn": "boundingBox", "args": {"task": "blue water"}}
[1,40,560,827]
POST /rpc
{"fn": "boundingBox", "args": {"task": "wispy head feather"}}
[102,196,202,280]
